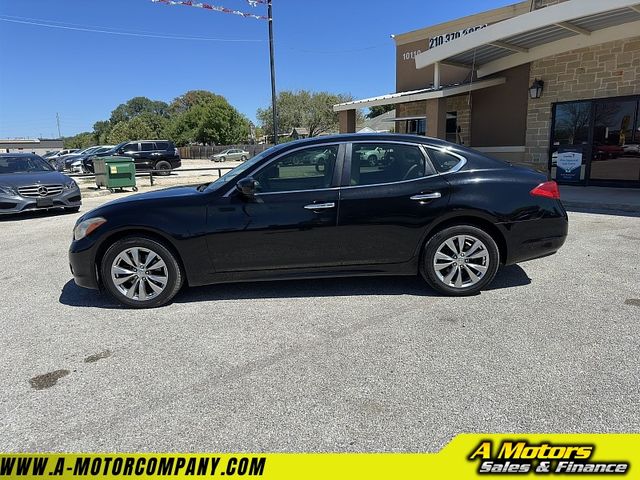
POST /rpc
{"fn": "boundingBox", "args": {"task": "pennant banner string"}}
[151,0,268,20]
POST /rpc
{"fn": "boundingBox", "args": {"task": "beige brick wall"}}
[396,98,470,145]
[446,95,471,146]
[396,101,426,134]
[525,37,640,169]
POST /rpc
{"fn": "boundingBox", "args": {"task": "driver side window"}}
[253,145,338,193]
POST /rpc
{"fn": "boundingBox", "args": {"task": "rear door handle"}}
[410,192,442,201]
[304,202,335,210]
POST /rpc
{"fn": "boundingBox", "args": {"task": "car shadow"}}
[59,265,531,309]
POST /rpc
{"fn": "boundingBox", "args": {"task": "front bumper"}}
[69,242,100,290]
[0,189,81,215]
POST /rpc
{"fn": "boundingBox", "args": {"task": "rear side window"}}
[426,147,463,173]
[155,142,169,150]
[141,142,155,151]
[349,143,425,186]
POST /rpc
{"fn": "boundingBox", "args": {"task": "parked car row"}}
[82,140,181,176]
[43,140,182,176]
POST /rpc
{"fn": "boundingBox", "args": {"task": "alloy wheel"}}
[433,234,490,289]
[110,247,168,301]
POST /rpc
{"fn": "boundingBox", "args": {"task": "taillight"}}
[174,148,179,156]
[530,181,560,199]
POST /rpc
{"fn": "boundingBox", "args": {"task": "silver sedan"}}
[210,149,250,162]
[0,153,81,215]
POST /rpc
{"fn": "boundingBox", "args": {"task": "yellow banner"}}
[1,434,638,479]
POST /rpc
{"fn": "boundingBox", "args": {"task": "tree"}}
[366,104,395,119]
[257,90,355,139]
[93,120,111,144]
[109,97,169,125]
[168,96,250,146]
[64,132,95,149]
[106,114,169,144]
[169,90,224,115]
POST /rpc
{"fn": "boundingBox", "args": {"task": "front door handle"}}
[304,202,335,210]
[410,192,442,201]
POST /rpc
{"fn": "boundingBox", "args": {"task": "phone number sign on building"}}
[429,24,487,49]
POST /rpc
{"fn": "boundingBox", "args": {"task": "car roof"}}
[0,153,39,157]
[277,133,452,148]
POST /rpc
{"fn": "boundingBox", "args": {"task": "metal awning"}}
[414,0,640,78]
[333,77,505,112]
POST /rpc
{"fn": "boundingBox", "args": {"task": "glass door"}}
[589,99,640,185]
[550,101,592,185]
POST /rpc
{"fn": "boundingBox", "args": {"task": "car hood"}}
[0,171,71,187]
[101,185,200,208]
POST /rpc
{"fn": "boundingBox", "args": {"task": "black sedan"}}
[69,134,568,308]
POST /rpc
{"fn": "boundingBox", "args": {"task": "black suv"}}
[83,140,181,175]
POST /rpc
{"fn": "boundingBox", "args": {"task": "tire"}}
[132,186,138,192]
[109,188,115,193]
[219,156,226,162]
[368,155,377,166]
[240,155,247,162]
[154,160,172,176]
[64,206,81,213]
[101,236,183,308]
[421,225,500,296]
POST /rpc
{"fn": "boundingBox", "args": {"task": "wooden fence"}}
[179,144,272,159]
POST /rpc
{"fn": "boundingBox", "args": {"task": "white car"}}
[210,149,250,162]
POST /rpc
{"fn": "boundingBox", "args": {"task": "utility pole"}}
[267,0,278,144]
[56,113,62,138]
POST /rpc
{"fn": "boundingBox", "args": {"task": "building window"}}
[406,119,426,136]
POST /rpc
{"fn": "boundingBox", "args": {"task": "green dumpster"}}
[94,156,138,193]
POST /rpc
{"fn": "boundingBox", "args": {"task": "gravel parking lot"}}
[0,197,638,452]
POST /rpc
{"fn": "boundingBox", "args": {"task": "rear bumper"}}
[502,214,569,265]
[0,190,81,215]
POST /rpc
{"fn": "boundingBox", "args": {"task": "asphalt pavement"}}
[0,197,638,452]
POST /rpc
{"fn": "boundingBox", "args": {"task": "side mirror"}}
[236,177,258,197]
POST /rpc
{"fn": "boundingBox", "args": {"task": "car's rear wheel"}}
[422,225,499,296]
[154,160,172,176]
[101,236,183,308]
[241,155,247,161]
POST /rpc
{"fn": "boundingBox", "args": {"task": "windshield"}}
[205,146,280,191]
[0,156,54,174]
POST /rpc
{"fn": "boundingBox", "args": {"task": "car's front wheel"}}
[101,236,183,308]
[422,225,500,296]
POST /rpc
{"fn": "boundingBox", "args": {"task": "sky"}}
[0,0,517,139]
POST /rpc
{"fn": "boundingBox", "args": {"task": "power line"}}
[0,14,389,54]
[0,16,264,42]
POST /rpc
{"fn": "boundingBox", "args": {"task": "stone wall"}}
[396,98,470,145]
[525,37,640,168]
[446,95,471,146]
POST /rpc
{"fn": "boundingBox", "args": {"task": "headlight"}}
[73,217,106,241]
[0,185,16,195]
[64,180,78,190]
